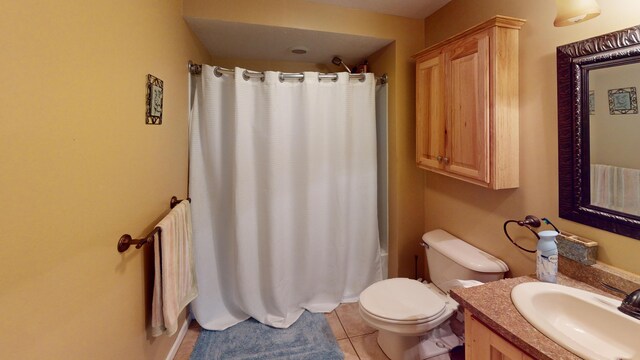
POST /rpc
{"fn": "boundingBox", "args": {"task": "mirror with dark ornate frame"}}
[558,25,640,240]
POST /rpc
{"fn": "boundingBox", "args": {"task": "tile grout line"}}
[349,335,363,360]
[334,308,362,359]
[334,308,348,340]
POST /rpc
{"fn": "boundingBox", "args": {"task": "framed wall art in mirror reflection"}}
[589,90,595,115]
[608,87,637,115]
[146,74,163,125]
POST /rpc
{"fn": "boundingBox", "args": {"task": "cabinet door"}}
[465,311,533,360]
[444,31,490,183]
[416,52,445,170]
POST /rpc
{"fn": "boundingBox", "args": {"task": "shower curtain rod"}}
[188,61,388,85]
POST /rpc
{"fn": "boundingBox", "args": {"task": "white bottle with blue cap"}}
[536,230,558,283]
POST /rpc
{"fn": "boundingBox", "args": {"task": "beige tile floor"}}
[174,303,390,360]
[327,303,390,360]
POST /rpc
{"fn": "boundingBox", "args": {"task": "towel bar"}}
[117,196,190,253]
[170,196,191,209]
[117,228,160,253]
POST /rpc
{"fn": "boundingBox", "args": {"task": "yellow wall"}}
[423,0,640,277]
[184,0,426,278]
[0,1,209,359]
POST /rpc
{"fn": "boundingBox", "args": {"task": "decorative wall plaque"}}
[608,87,638,115]
[146,74,163,125]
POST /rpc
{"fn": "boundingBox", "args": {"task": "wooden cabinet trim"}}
[413,15,525,61]
[416,53,445,170]
[444,30,490,183]
[465,310,534,360]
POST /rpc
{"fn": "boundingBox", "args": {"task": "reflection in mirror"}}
[588,63,640,216]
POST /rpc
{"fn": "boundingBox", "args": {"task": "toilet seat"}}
[359,303,446,326]
[359,278,446,324]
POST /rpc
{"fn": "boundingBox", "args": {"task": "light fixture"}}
[554,0,601,27]
[289,46,308,55]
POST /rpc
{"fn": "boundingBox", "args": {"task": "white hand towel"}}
[151,200,198,337]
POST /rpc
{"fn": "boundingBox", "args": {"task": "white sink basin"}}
[511,282,640,360]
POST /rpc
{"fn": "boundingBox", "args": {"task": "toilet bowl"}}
[359,278,458,360]
[358,229,509,360]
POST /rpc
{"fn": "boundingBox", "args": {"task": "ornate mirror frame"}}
[558,25,640,240]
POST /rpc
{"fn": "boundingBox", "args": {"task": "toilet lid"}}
[359,278,446,322]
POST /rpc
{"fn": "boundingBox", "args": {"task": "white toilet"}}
[358,229,509,360]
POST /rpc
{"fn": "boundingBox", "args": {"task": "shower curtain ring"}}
[213,66,223,77]
[243,70,251,81]
[319,73,337,82]
[318,74,334,82]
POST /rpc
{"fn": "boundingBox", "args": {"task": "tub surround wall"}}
[423,0,640,277]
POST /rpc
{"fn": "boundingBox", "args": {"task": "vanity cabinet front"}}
[414,16,525,189]
[465,310,534,360]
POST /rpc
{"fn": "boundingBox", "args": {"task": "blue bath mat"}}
[190,311,343,360]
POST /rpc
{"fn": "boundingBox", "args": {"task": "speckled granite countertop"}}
[450,274,621,360]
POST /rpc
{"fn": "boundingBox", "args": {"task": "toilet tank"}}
[422,229,509,293]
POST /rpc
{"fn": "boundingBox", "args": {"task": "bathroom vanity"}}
[464,310,533,360]
[451,272,637,360]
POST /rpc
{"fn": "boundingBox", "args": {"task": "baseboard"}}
[166,311,193,360]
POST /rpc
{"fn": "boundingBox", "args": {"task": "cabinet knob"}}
[436,155,443,162]
[443,157,450,164]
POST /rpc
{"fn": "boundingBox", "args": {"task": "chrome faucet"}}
[602,283,640,320]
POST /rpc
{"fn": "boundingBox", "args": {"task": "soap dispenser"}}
[536,230,558,283]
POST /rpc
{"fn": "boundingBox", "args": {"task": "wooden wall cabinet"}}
[414,16,525,189]
[464,310,533,360]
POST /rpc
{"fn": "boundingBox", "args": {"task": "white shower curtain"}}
[189,66,382,330]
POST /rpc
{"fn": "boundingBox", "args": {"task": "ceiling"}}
[307,0,451,19]
[185,0,450,68]
[185,17,393,67]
